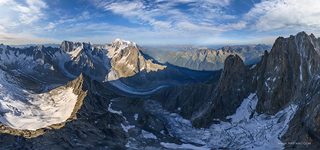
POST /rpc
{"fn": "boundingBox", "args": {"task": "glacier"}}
[0,70,78,130]
[144,93,298,149]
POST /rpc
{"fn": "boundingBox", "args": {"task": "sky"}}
[0,0,320,46]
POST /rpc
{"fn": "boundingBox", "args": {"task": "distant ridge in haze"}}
[143,44,271,71]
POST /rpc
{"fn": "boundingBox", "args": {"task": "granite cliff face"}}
[108,39,166,78]
[156,54,254,128]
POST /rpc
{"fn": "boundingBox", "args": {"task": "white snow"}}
[145,93,299,149]
[108,101,122,115]
[134,113,138,120]
[250,64,256,69]
[0,44,7,51]
[121,123,135,132]
[141,130,157,139]
[0,70,78,130]
[67,46,82,58]
[299,65,303,81]
[105,39,136,58]
[160,130,164,134]
[265,82,271,92]
[125,141,131,148]
[161,142,210,150]
[226,93,257,123]
[106,70,169,95]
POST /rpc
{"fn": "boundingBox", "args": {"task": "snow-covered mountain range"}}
[0,32,318,149]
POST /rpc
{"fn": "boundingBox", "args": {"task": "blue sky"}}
[0,0,319,45]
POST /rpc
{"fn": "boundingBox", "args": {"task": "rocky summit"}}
[0,32,320,149]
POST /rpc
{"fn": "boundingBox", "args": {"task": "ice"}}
[125,141,131,148]
[121,123,135,132]
[226,93,257,124]
[300,65,303,81]
[108,101,122,115]
[0,70,78,130]
[144,93,299,149]
[105,39,136,59]
[141,130,157,139]
[67,46,83,58]
[134,113,138,120]
[250,64,256,69]
[160,142,210,150]
[160,130,164,134]
[103,51,169,95]
[265,82,271,92]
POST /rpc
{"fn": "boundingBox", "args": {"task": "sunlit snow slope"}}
[0,70,78,130]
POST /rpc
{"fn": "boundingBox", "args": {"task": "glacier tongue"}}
[144,93,298,149]
[0,70,78,130]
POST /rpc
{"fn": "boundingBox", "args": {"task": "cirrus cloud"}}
[245,0,320,32]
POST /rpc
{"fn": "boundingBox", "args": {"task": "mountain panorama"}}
[0,31,319,149]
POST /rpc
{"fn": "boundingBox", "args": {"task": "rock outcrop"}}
[110,44,166,78]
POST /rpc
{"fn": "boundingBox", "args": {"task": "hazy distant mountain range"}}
[9,43,61,48]
[143,44,271,71]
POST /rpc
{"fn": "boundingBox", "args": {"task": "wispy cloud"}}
[0,0,48,33]
[91,0,235,33]
[0,0,58,44]
[1,0,320,45]
[244,0,320,32]
[11,0,47,25]
[0,32,61,44]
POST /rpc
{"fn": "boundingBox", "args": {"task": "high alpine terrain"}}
[0,32,318,149]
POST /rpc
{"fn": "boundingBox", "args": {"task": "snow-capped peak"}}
[0,44,6,50]
[110,38,137,48]
[105,38,137,58]
[114,38,131,44]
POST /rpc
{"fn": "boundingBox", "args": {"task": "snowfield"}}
[145,93,298,149]
[0,70,78,130]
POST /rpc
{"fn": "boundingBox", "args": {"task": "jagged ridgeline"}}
[0,38,216,149]
[142,44,271,71]
[0,32,319,149]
